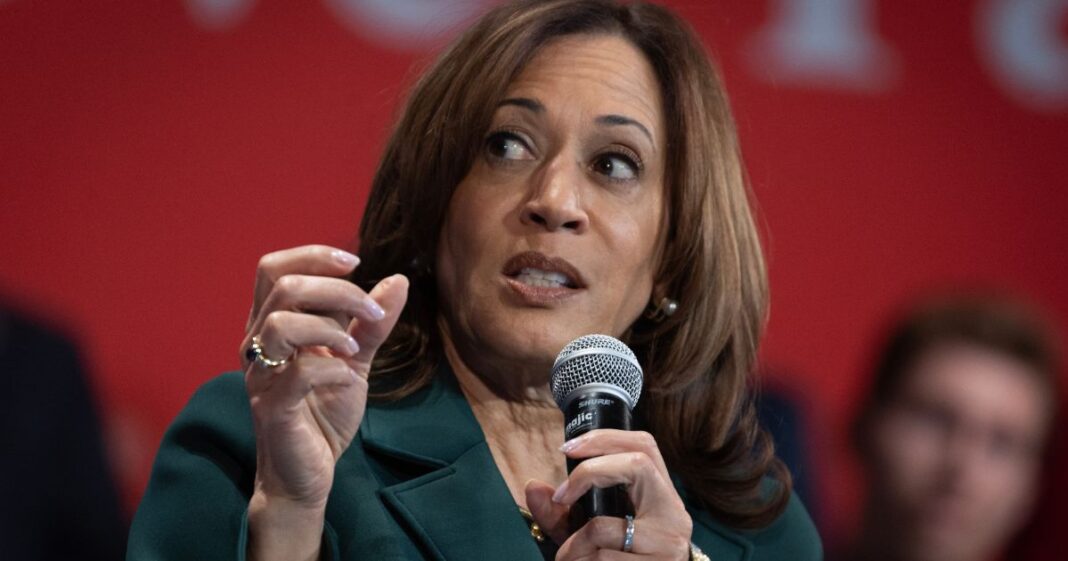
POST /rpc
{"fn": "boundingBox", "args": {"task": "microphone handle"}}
[562,389,635,531]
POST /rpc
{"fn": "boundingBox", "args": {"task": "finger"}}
[251,245,360,324]
[571,552,631,561]
[568,552,631,561]
[558,516,690,561]
[555,516,633,560]
[258,274,387,326]
[525,479,571,546]
[552,453,679,518]
[247,354,357,400]
[253,311,359,364]
[347,274,409,371]
[561,430,670,482]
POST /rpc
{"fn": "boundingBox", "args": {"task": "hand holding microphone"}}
[552,335,644,528]
[525,334,693,560]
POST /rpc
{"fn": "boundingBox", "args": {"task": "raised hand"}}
[240,245,408,561]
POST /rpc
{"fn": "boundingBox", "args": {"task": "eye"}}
[592,152,641,181]
[486,131,534,161]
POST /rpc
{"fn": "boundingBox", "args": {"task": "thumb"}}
[347,274,409,371]
[525,479,571,546]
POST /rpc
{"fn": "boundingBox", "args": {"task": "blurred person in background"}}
[835,294,1061,561]
[0,305,127,560]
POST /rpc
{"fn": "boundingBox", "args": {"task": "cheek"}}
[436,193,483,302]
[983,457,1041,508]
[439,182,499,275]
[873,415,944,494]
[596,209,661,333]
[601,191,662,271]
[625,205,661,287]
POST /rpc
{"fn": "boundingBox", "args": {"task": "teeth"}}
[515,267,572,288]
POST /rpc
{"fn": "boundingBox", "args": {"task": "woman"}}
[128,1,821,559]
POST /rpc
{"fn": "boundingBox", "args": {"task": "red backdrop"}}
[2,0,1066,554]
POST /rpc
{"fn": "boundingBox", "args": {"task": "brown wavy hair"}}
[353,0,789,528]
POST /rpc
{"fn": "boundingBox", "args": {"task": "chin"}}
[477,313,586,366]
[501,321,572,358]
[908,520,979,561]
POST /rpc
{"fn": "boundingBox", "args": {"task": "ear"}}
[644,289,679,322]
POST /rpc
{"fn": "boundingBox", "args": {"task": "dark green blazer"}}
[128,369,822,560]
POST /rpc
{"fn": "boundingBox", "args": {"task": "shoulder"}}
[685,480,823,561]
[165,371,255,451]
[128,372,258,561]
[744,490,823,560]
[183,370,250,413]
[143,370,256,485]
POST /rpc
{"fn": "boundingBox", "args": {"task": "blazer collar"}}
[360,365,545,561]
[361,366,482,467]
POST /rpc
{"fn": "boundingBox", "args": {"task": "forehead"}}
[900,344,1051,435]
[503,34,664,134]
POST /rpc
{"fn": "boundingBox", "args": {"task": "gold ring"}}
[245,335,290,369]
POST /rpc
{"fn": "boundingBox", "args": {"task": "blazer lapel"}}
[360,367,545,561]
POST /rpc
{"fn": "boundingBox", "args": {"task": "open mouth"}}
[513,268,575,288]
[502,251,585,290]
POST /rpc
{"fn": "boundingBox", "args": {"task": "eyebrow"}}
[497,97,655,146]
[595,114,653,145]
[498,97,544,113]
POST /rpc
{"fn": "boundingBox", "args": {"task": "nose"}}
[520,156,589,233]
[936,425,987,496]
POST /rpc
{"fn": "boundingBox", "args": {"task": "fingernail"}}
[559,438,581,453]
[364,298,386,320]
[551,480,569,504]
[343,336,360,355]
[332,250,359,267]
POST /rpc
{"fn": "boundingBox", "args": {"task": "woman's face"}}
[436,33,666,377]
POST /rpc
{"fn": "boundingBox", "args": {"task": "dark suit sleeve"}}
[126,372,341,561]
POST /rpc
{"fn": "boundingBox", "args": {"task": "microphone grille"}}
[551,334,643,409]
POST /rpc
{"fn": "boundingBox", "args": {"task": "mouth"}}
[502,251,586,290]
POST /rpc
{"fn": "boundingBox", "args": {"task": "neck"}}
[850,502,929,561]
[441,328,567,507]
[436,314,556,400]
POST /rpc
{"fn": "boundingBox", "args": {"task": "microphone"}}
[551,334,643,530]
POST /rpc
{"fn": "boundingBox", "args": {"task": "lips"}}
[501,251,586,290]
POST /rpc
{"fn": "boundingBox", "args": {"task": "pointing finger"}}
[348,274,409,371]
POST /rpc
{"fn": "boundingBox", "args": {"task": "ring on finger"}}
[245,335,292,369]
[621,514,635,553]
